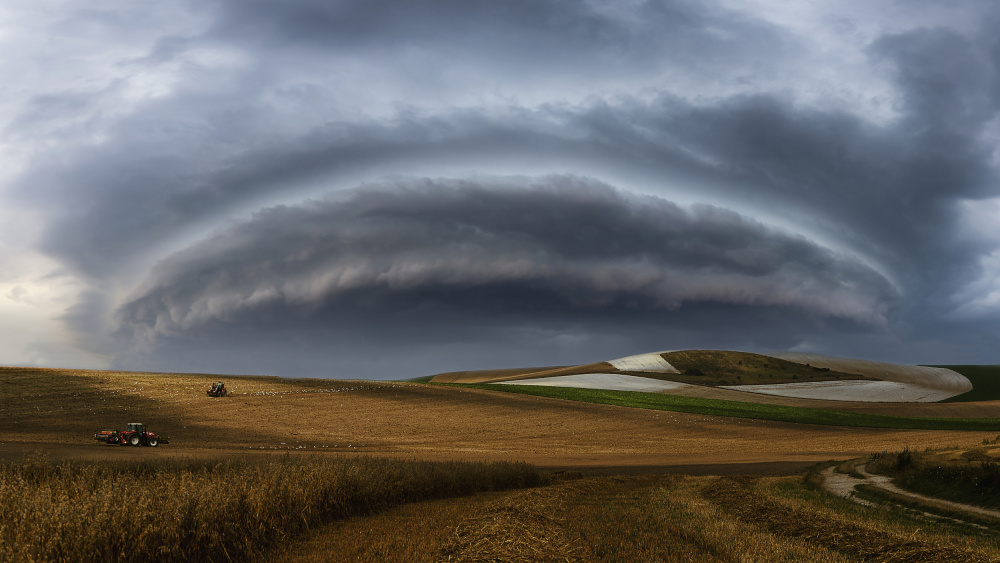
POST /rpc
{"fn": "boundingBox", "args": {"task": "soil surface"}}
[2,367,997,474]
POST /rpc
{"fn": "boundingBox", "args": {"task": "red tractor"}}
[94,422,167,447]
[207,381,228,397]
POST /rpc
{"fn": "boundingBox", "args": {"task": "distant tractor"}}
[207,381,228,397]
[94,422,167,447]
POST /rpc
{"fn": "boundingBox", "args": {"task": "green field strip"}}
[437,383,1000,430]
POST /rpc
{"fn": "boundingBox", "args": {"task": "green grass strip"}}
[438,383,1000,430]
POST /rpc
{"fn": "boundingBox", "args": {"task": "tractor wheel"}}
[128,434,141,447]
[147,437,158,447]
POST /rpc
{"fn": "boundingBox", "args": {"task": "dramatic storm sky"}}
[2,1,1000,378]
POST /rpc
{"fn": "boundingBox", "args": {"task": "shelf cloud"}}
[1,0,998,375]
[118,177,897,334]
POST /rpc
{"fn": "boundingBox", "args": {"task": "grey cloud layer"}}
[209,0,782,71]
[14,0,792,278]
[118,178,897,341]
[6,1,1000,373]
[19,21,999,286]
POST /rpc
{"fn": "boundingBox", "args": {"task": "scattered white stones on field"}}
[721,380,959,402]
[607,352,680,373]
[256,444,363,450]
[495,373,694,393]
[245,385,389,397]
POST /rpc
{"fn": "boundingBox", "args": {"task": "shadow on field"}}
[0,367,275,447]
[537,460,816,477]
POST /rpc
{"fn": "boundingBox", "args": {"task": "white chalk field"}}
[720,380,959,403]
[487,351,971,402]
[607,352,680,373]
[495,373,694,393]
[772,352,971,395]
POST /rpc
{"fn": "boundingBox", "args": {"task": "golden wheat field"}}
[4,365,1000,561]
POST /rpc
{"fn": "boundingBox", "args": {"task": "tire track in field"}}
[435,483,586,562]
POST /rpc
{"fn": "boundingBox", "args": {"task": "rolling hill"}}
[431,349,978,404]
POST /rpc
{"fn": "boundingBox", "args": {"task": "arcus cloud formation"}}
[118,177,897,344]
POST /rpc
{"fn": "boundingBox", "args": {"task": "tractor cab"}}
[126,422,145,433]
[207,382,228,397]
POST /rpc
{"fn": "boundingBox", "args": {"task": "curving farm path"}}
[821,464,1000,521]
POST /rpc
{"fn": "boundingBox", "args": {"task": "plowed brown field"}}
[1,367,996,473]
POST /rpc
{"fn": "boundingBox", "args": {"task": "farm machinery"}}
[94,422,168,447]
[207,381,228,397]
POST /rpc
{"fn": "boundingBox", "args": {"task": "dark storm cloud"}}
[873,27,999,131]
[15,106,564,276]
[21,21,997,288]
[208,0,780,68]
[117,177,897,346]
[11,88,962,283]
[558,25,1000,315]
[111,177,904,377]
[12,0,792,279]
[7,0,1000,372]
[212,0,633,47]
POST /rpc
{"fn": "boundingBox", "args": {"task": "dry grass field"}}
[657,350,868,386]
[274,472,1000,562]
[0,455,539,562]
[5,365,1000,560]
[3,366,995,469]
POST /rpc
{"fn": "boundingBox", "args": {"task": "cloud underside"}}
[4,0,1000,374]
[118,178,897,346]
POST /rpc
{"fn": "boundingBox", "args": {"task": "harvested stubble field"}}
[3,366,997,469]
[0,455,539,562]
[5,365,1000,560]
[277,472,1000,562]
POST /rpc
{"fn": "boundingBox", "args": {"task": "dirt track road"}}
[2,368,996,474]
